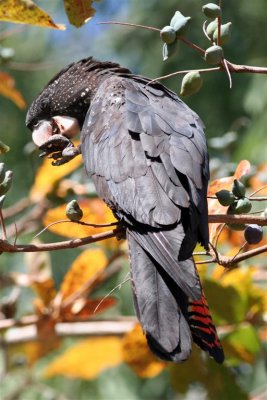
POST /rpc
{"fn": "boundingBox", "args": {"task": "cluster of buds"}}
[159,3,233,96]
[216,179,264,244]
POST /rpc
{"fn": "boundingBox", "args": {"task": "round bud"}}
[170,11,191,37]
[228,198,252,214]
[180,71,203,97]
[232,179,246,198]
[244,224,263,244]
[204,45,224,65]
[66,200,83,221]
[160,26,177,44]
[215,189,235,206]
[202,3,222,18]
[213,22,232,45]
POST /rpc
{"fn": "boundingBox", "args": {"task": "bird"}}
[26,57,224,364]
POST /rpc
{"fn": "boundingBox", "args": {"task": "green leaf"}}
[203,279,247,324]
[222,325,261,365]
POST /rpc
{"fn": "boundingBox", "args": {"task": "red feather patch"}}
[188,294,224,363]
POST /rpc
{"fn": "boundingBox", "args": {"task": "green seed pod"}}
[0,170,13,195]
[66,199,83,221]
[202,3,222,18]
[0,195,6,210]
[204,45,224,64]
[160,26,177,44]
[0,141,10,155]
[206,19,218,38]
[180,71,203,97]
[215,189,235,206]
[0,163,6,183]
[232,179,246,198]
[213,22,232,45]
[170,11,191,37]
[228,198,252,214]
[162,41,178,61]
[227,223,246,231]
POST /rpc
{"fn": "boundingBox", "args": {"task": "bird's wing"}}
[81,75,209,240]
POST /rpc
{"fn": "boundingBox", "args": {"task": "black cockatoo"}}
[26,57,224,364]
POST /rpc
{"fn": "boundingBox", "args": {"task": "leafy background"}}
[0,1,266,399]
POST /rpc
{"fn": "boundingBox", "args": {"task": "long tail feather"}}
[188,294,224,363]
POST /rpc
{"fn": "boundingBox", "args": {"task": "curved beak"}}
[32,116,80,148]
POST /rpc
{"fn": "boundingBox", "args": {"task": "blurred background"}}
[0,1,266,399]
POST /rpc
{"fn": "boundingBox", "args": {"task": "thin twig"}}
[33,219,118,239]
[217,16,221,46]
[0,209,7,240]
[98,21,160,32]
[147,67,221,86]
[179,37,206,55]
[223,58,232,88]
[250,184,267,197]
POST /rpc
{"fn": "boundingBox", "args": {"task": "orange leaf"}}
[0,0,65,30]
[44,337,123,379]
[30,153,82,201]
[60,248,108,299]
[0,71,26,108]
[250,163,267,195]
[64,0,98,27]
[234,160,251,179]
[122,324,166,378]
[43,198,119,249]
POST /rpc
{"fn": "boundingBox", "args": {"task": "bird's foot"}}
[39,135,81,166]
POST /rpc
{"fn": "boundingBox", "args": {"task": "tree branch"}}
[0,214,266,254]
[0,318,137,344]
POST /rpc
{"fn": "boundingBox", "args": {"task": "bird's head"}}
[26,57,131,150]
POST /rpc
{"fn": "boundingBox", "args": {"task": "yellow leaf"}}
[43,198,119,249]
[64,0,99,27]
[122,324,166,378]
[0,0,65,29]
[32,278,56,306]
[0,71,26,108]
[44,337,123,379]
[60,248,108,299]
[30,154,82,201]
[14,337,61,366]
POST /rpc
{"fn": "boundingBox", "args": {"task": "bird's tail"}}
[127,228,224,364]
